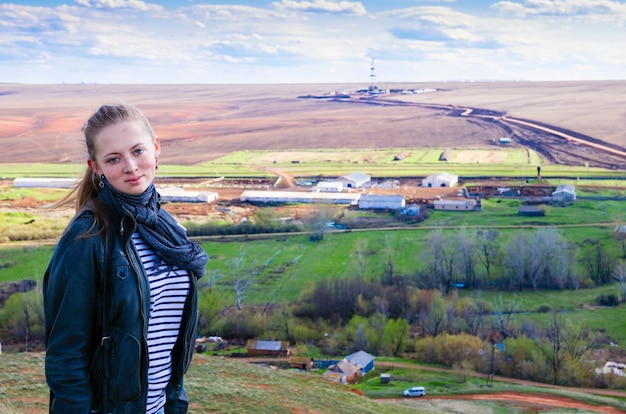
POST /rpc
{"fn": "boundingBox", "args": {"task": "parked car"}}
[403,386,426,397]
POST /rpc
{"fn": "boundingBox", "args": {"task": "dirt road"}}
[375,360,626,413]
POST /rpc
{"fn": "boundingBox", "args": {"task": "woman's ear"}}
[154,137,161,159]
[87,159,101,176]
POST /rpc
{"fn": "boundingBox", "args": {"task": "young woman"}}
[43,104,208,414]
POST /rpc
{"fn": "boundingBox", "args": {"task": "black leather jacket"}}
[44,207,199,414]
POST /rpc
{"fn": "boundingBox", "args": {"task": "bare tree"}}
[583,243,614,285]
[306,203,336,242]
[456,228,478,288]
[227,249,281,310]
[502,232,530,290]
[534,310,594,385]
[425,291,448,336]
[381,235,395,286]
[492,294,520,339]
[476,229,499,283]
[351,238,368,279]
[422,229,458,294]
[613,260,626,303]
[502,228,577,290]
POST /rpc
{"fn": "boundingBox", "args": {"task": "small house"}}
[345,350,375,374]
[552,184,576,202]
[613,225,626,240]
[246,340,290,357]
[322,359,361,384]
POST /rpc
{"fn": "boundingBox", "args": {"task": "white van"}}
[402,386,426,397]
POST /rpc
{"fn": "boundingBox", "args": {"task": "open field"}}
[1,81,625,169]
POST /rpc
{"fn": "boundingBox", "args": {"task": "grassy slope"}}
[2,352,625,414]
[0,352,431,414]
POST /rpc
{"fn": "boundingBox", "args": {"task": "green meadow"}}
[1,147,623,179]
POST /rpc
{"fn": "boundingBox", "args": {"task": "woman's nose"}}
[123,158,137,172]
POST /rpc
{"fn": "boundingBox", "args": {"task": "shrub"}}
[595,294,619,307]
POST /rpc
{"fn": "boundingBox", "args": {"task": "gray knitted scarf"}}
[99,179,207,278]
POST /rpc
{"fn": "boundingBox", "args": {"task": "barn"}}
[358,195,405,210]
[421,172,458,188]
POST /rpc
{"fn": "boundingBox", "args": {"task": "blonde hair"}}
[58,104,156,234]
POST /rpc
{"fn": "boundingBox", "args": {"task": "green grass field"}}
[1,147,624,179]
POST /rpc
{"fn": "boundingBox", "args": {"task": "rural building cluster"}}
[12,172,577,217]
[245,339,376,384]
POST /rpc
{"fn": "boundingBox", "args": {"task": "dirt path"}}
[375,361,626,412]
[236,358,626,412]
[404,392,626,413]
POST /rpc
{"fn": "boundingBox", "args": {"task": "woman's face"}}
[88,120,161,195]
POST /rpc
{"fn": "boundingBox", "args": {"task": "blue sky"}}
[1,0,625,84]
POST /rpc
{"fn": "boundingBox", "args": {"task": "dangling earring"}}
[99,175,105,189]
[155,157,159,170]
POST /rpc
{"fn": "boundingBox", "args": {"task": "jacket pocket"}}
[109,327,142,400]
[112,261,132,281]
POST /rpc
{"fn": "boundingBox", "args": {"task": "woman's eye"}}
[134,148,145,155]
[106,157,118,164]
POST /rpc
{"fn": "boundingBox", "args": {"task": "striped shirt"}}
[132,233,190,414]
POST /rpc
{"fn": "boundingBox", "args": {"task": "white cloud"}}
[74,0,164,12]
[272,0,367,15]
[0,1,624,83]
[492,0,626,18]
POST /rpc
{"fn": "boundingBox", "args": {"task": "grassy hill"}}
[2,352,626,414]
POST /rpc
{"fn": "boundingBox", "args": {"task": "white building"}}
[336,172,371,188]
[314,181,343,192]
[158,187,218,203]
[241,190,361,205]
[358,195,405,210]
[552,184,576,202]
[13,177,78,188]
[433,199,476,211]
[421,172,458,188]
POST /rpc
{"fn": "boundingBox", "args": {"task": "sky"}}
[1,0,625,84]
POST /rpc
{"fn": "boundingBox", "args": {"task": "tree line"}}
[1,226,625,389]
